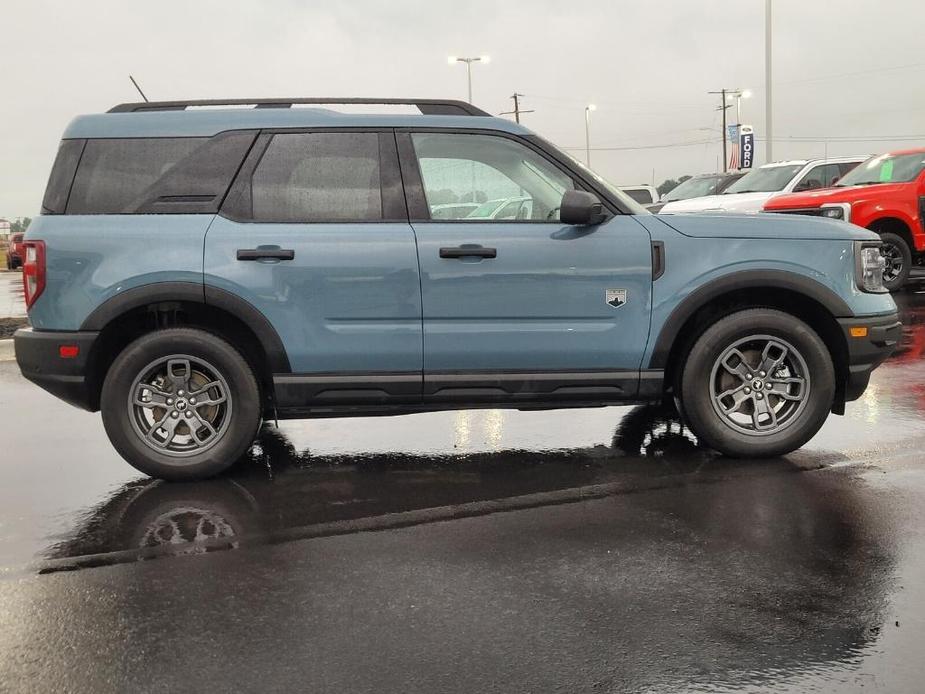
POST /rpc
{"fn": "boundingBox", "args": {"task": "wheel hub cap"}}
[709,335,811,437]
[129,355,233,458]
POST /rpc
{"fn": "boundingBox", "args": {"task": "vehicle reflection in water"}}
[41,401,897,691]
[45,402,713,563]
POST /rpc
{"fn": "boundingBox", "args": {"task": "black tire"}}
[878,231,911,292]
[679,309,835,458]
[101,328,262,481]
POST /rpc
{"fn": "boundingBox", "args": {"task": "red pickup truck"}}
[763,148,925,291]
[5,232,24,270]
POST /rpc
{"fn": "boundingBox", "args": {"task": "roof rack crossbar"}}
[107,98,491,116]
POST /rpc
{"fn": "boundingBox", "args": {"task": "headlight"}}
[821,203,851,221]
[855,242,886,293]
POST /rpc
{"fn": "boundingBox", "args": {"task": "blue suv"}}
[14,98,900,480]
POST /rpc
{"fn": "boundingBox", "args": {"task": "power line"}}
[561,139,715,152]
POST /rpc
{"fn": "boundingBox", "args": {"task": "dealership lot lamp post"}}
[728,89,752,127]
[584,104,596,167]
[448,56,490,103]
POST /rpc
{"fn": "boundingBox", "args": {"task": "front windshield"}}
[664,176,723,202]
[836,152,925,187]
[723,164,803,194]
[533,136,649,214]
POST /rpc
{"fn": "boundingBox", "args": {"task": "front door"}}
[205,130,422,405]
[399,130,653,402]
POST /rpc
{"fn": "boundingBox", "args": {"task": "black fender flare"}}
[648,270,853,369]
[80,281,291,373]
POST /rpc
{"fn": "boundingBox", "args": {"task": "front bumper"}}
[838,312,902,403]
[14,328,100,411]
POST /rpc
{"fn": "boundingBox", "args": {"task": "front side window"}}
[794,163,842,192]
[411,133,575,221]
[249,132,383,222]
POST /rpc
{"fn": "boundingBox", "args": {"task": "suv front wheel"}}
[680,309,835,458]
[101,328,262,480]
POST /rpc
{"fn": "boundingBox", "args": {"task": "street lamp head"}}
[741,89,753,99]
[586,103,597,112]
[480,55,491,64]
[447,56,458,65]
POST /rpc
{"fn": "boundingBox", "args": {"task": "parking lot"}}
[0,281,921,691]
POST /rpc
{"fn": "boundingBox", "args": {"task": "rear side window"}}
[42,139,85,214]
[624,188,654,204]
[248,132,383,222]
[67,138,206,214]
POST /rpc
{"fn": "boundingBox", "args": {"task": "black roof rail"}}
[107,98,491,117]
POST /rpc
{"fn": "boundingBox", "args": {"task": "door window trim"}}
[219,127,408,224]
[395,128,626,223]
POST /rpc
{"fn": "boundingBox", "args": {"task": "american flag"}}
[727,124,740,170]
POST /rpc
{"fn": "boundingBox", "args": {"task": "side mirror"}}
[560,190,606,225]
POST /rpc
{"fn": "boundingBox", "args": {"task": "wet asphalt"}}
[0,271,25,319]
[1,290,925,692]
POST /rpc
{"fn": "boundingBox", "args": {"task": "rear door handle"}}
[439,246,497,259]
[236,248,295,261]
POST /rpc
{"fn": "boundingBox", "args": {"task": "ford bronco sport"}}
[14,98,900,480]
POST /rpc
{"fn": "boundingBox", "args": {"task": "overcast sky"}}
[3,0,924,218]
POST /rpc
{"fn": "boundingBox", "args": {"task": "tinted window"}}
[411,133,574,221]
[624,188,655,204]
[68,138,207,214]
[794,163,842,192]
[42,139,85,214]
[249,133,382,222]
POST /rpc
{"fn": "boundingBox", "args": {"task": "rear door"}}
[398,130,653,402]
[205,129,422,404]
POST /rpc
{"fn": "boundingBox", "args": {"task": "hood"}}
[766,182,914,209]
[653,211,879,241]
[660,191,775,214]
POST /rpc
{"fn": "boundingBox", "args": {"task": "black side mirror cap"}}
[560,190,607,225]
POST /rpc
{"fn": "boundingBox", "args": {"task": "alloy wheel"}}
[709,335,811,436]
[128,355,233,457]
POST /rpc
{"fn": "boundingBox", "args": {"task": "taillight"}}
[22,241,46,310]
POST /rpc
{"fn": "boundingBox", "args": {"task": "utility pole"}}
[765,0,773,162]
[500,93,534,123]
[709,89,731,172]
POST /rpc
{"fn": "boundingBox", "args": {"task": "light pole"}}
[765,0,773,162]
[447,56,490,103]
[728,89,752,127]
[584,104,596,167]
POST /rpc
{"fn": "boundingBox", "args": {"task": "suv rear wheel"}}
[680,309,835,458]
[101,328,261,480]
[878,231,911,292]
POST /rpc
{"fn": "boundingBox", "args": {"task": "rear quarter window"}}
[42,139,86,214]
[63,132,256,215]
[67,138,206,214]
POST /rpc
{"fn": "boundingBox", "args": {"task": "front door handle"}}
[439,246,497,259]
[236,248,295,261]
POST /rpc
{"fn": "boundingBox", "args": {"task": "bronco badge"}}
[606,289,627,308]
